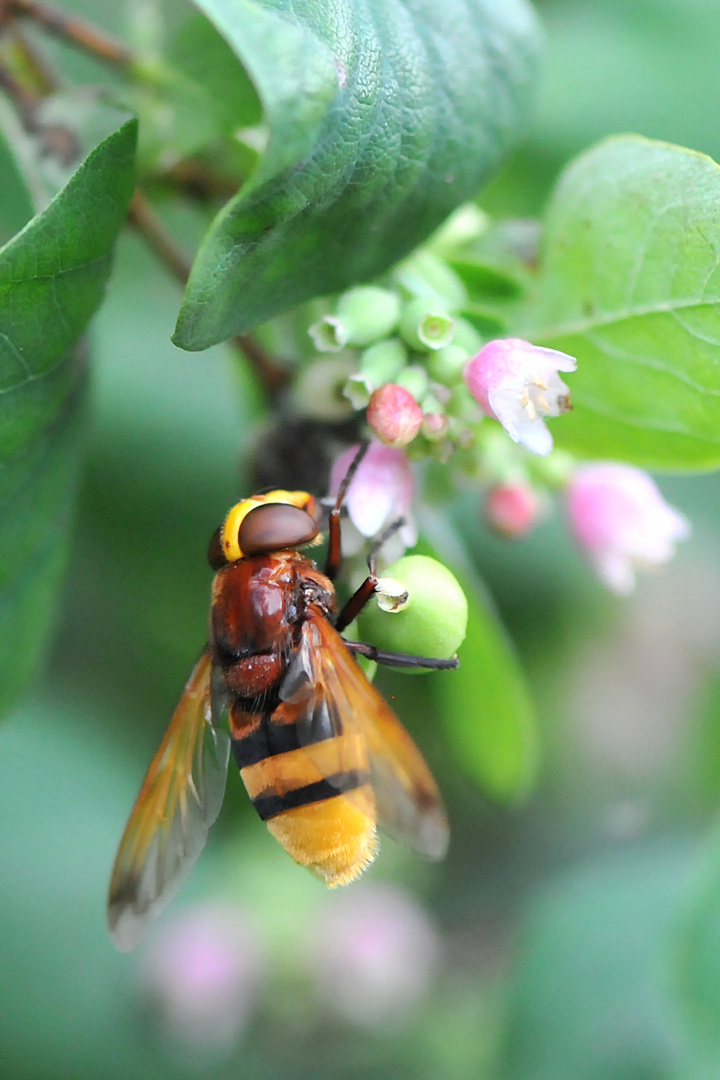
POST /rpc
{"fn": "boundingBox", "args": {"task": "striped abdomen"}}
[230,700,378,885]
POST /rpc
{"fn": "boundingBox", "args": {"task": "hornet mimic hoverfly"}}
[108,449,457,951]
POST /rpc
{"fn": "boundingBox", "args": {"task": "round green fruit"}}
[356,555,468,671]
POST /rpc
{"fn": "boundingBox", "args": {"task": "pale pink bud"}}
[566,463,691,593]
[329,441,417,552]
[422,412,449,441]
[464,338,576,456]
[485,482,539,538]
[366,383,423,447]
[307,883,441,1025]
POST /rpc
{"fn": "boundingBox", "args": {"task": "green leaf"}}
[0,101,35,245]
[142,13,262,160]
[520,135,720,470]
[168,13,261,130]
[669,820,720,1064]
[499,845,689,1080]
[174,0,542,350]
[0,105,138,716]
[417,513,538,800]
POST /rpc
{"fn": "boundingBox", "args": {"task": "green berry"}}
[356,555,468,673]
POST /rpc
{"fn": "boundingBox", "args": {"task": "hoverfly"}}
[108,450,457,951]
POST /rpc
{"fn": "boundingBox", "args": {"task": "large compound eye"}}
[238,503,319,557]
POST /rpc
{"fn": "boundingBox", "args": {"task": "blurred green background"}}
[3,0,720,1077]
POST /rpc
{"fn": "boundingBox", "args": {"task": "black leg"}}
[345,640,459,671]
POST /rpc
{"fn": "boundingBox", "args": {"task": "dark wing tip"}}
[108,899,146,953]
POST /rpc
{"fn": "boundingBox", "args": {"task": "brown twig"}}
[159,160,242,204]
[128,190,192,288]
[128,191,289,396]
[2,21,59,94]
[0,53,38,116]
[6,0,132,68]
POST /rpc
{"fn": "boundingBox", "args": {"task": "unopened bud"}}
[429,204,489,253]
[366,384,423,447]
[448,383,483,424]
[421,412,449,441]
[399,298,455,351]
[343,372,373,409]
[308,315,348,352]
[426,344,469,387]
[292,355,356,420]
[451,317,483,354]
[345,339,409,410]
[395,364,429,402]
[485,483,539,539]
[360,338,407,384]
[336,286,401,346]
[393,250,468,309]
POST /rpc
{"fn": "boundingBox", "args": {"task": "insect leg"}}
[324,441,369,581]
[334,517,407,632]
[345,641,459,671]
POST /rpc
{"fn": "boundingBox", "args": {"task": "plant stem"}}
[128,190,191,288]
[5,0,132,68]
[128,191,288,395]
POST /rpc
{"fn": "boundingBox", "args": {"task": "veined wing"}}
[283,614,448,860]
[108,648,231,952]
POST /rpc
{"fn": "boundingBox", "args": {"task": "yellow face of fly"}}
[220,490,319,562]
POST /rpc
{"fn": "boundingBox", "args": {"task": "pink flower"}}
[330,441,417,552]
[307,883,441,1025]
[464,338,576,456]
[566,463,691,593]
[366,383,424,447]
[485,482,540,539]
[139,902,263,1050]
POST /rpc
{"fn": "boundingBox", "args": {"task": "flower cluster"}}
[285,208,692,594]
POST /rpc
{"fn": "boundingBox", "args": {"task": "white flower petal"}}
[348,481,395,537]
[530,346,578,376]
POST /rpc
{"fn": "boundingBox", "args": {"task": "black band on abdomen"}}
[233,706,336,768]
[233,721,303,768]
[252,769,368,821]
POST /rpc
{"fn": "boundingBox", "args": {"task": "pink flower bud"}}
[422,412,449,440]
[329,441,417,551]
[566,463,691,593]
[485,482,539,538]
[464,338,576,456]
[366,383,423,447]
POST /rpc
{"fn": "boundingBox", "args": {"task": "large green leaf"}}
[0,105,137,716]
[520,136,720,470]
[174,0,541,350]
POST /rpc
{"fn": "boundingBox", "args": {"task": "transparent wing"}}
[108,648,231,952]
[282,614,448,860]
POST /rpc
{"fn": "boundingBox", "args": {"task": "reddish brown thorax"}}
[210,551,335,700]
